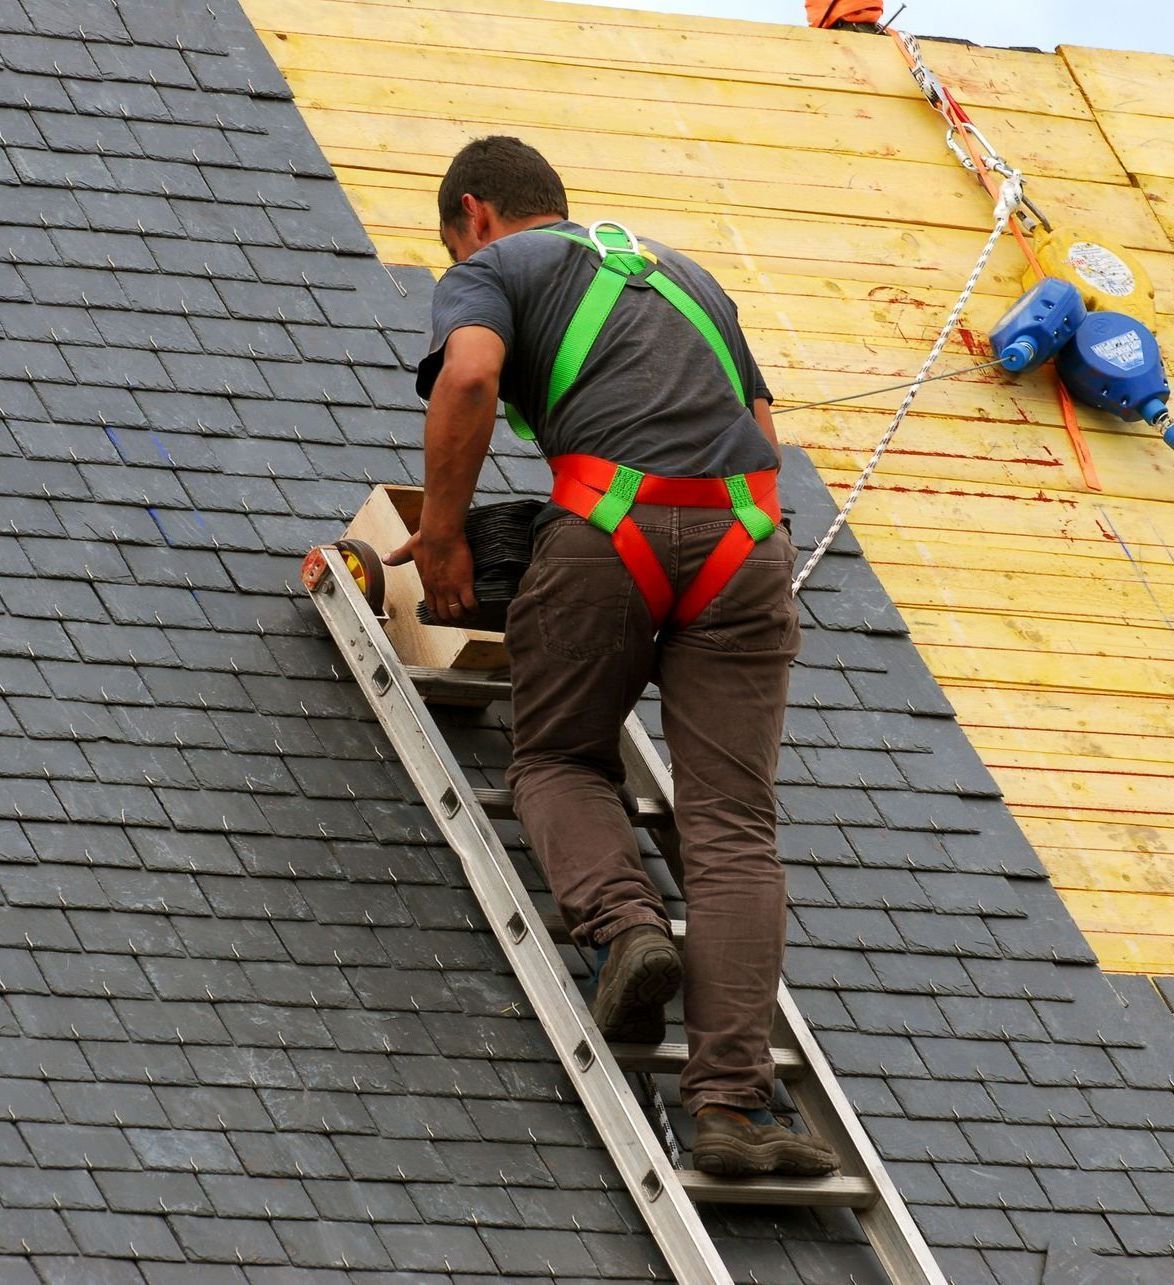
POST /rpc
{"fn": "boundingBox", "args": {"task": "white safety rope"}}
[637,1070,683,1168]
[791,172,1023,594]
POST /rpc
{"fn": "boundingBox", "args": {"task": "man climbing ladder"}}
[390,136,837,1178]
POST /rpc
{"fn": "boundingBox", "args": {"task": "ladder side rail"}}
[309,551,734,1285]
[622,714,675,800]
[775,984,948,1285]
[620,717,686,890]
[620,714,948,1285]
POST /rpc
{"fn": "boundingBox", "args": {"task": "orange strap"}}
[806,1,882,27]
[550,453,749,507]
[671,522,758,629]
[548,455,780,632]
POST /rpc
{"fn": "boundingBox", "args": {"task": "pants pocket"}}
[700,531,798,654]
[529,519,634,660]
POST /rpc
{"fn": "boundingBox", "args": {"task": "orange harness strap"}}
[548,453,781,632]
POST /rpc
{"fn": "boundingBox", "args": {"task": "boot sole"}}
[592,939,683,1044]
[693,1135,839,1178]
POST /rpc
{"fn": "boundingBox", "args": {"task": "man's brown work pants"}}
[504,504,801,1115]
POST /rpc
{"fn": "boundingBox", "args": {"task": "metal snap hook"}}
[945,125,978,171]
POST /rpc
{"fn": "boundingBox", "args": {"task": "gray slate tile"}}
[0,4,1167,1282]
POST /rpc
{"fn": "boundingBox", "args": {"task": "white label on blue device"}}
[1091,329,1144,371]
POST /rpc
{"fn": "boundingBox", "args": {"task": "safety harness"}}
[504,221,780,632]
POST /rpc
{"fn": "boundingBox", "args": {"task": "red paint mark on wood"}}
[989,763,1174,780]
[798,442,1062,467]
[826,480,1078,506]
[957,327,988,358]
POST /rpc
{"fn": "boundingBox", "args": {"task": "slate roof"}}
[0,1,1170,1282]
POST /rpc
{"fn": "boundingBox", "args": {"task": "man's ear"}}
[464,195,497,249]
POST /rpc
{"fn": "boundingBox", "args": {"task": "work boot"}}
[591,924,683,1044]
[693,1106,839,1177]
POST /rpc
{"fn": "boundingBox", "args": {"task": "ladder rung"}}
[612,1041,804,1081]
[474,787,673,828]
[542,913,687,945]
[406,665,511,704]
[679,1170,876,1208]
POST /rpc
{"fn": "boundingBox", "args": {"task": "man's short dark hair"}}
[438,136,568,229]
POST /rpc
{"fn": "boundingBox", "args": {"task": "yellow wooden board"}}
[246,0,1174,978]
[799,434,1171,504]
[815,479,1167,547]
[327,116,1120,231]
[919,645,1171,696]
[1083,110,1174,183]
[1082,932,1174,975]
[250,0,1092,117]
[903,607,1174,668]
[365,221,1174,308]
[992,763,1170,817]
[1044,850,1174,896]
[1058,890,1174,936]
[862,532,1174,583]
[269,45,1126,186]
[948,686,1174,744]
[1019,816,1172,860]
[968,728,1174,768]
[366,229,1174,321]
[1138,174,1174,245]
[320,133,1138,254]
[1062,45,1174,119]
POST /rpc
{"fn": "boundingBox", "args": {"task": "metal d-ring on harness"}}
[504,220,782,631]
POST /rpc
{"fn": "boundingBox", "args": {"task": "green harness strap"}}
[504,223,774,545]
[725,471,778,541]
[586,463,644,534]
[578,464,773,543]
[502,225,745,439]
[643,269,744,406]
[503,402,535,441]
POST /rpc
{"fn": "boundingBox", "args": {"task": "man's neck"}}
[492,212,566,240]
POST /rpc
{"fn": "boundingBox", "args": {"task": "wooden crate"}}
[344,484,508,670]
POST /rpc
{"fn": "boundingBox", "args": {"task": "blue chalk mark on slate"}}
[102,424,129,462]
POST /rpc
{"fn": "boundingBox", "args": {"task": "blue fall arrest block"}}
[1055,312,1173,447]
[991,281,1173,448]
[989,277,1086,374]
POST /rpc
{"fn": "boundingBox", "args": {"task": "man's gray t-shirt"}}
[416,220,777,479]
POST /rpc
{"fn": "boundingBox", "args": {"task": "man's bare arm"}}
[753,396,781,464]
[385,325,505,622]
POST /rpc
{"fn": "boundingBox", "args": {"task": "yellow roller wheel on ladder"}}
[334,538,386,611]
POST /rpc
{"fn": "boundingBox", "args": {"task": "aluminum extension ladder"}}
[303,545,946,1285]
